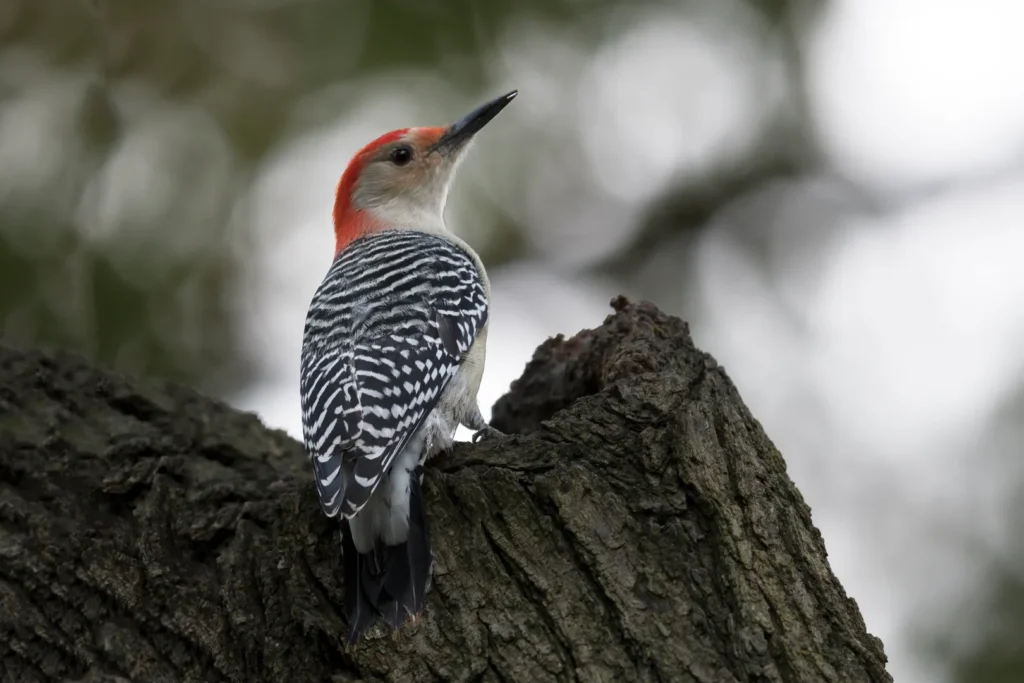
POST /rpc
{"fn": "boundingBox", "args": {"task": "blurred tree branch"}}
[596,146,807,280]
[0,298,889,683]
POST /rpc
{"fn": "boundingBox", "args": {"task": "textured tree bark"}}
[0,297,891,683]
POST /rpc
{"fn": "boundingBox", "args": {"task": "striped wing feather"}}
[299,230,488,518]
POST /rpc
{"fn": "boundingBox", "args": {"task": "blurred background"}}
[3,0,1024,680]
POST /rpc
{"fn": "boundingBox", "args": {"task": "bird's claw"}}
[471,425,503,444]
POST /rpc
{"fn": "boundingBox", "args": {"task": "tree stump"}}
[0,297,891,683]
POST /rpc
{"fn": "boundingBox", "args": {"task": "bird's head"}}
[332,89,517,255]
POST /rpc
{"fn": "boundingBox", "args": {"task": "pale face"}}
[333,90,517,250]
[350,128,468,227]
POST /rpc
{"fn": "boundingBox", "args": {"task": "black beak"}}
[430,90,517,155]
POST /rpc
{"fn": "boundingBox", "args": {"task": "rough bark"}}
[0,297,891,683]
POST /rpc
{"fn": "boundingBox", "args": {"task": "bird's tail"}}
[340,466,433,644]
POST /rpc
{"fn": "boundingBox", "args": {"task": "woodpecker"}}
[299,90,516,643]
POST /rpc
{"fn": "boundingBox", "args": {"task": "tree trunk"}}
[0,297,891,683]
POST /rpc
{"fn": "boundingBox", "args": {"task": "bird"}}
[298,89,517,644]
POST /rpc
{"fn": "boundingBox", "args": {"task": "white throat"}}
[369,197,449,235]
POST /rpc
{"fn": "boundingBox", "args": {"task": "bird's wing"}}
[300,345,363,515]
[300,231,489,518]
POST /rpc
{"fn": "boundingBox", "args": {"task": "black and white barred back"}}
[299,229,489,519]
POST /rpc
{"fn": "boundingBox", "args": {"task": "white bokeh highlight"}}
[805,0,1024,193]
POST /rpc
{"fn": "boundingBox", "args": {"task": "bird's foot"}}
[471,425,503,444]
[383,611,422,641]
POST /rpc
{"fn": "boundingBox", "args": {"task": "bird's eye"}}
[389,146,413,166]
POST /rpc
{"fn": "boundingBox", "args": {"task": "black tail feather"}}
[340,521,379,645]
[405,466,432,614]
[340,466,433,643]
